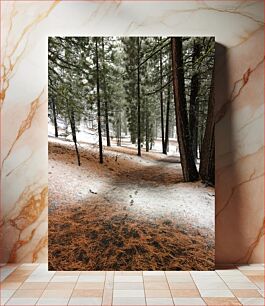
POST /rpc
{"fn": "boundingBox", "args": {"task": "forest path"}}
[48,137,215,270]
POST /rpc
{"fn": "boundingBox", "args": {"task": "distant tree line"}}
[48,36,215,185]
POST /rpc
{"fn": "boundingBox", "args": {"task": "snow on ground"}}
[49,136,214,232]
[48,135,215,270]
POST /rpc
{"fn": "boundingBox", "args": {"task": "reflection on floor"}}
[0,263,264,305]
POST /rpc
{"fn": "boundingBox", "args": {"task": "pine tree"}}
[171,37,199,182]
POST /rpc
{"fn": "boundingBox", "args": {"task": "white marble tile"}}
[112,297,146,306]
[226,282,258,290]
[114,282,144,290]
[113,290,145,298]
[195,281,228,290]
[114,276,143,283]
[36,298,69,305]
[216,269,245,276]
[173,298,206,305]
[68,297,102,305]
[78,275,105,282]
[25,276,54,283]
[0,266,18,282]
[50,275,78,282]
[199,289,234,297]
[238,298,265,305]
[258,290,265,297]
[146,297,174,305]
[6,298,38,305]
[1,297,10,305]
[0,290,16,298]
[143,271,165,276]
[219,275,251,282]
[237,265,264,271]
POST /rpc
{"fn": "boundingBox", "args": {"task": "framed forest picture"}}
[48,36,215,271]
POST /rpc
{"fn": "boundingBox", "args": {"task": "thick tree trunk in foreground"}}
[96,38,103,164]
[137,37,141,157]
[189,41,200,160]
[171,37,199,182]
[199,62,215,186]
[51,97,58,138]
[101,38,111,147]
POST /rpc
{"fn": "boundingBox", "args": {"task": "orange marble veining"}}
[0,185,47,262]
[0,0,264,264]
[235,219,265,264]
[0,1,59,107]
[216,56,264,123]
[9,186,47,231]
[32,233,48,263]
[2,90,44,167]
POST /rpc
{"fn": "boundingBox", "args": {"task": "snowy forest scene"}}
[48,36,215,271]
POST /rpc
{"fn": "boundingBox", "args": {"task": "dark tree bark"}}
[189,41,201,160]
[69,109,81,166]
[171,37,199,182]
[160,43,166,154]
[145,99,149,152]
[164,66,171,153]
[66,98,80,166]
[199,62,215,186]
[101,37,111,147]
[137,37,141,157]
[51,97,58,137]
[116,111,122,146]
[96,38,103,164]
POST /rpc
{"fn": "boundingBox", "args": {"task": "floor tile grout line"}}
[101,271,107,306]
[1,264,265,306]
[67,272,81,305]
[109,271,114,306]
[2,264,44,306]
[164,270,174,305]
[142,270,148,306]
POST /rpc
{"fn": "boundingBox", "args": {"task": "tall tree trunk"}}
[137,37,141,157]
[160,43,166,154]
[70,109,81,166]
[101,37,111,147]
[51,97,58,137]
[66,98,80,166]
[116,111,122,146]
[171,37,199,182]
[164,68,171,154]
[199,62,215,186]
[96,38,103,164]
[189,41,200,161]
[145,98,149,152]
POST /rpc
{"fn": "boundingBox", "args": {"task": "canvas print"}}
[48,36,215,271]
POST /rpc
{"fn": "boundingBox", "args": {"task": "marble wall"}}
[1,1,264,264]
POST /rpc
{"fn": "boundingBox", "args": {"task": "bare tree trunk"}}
[70,109,81,166]
[189,41,200,161]
[51,97,58,137]
[199,62,215,186]
[96,38,103,164]
[101,37,111,147]
[160,42,166,154]
[171,37,199,182]
[137,37,141,157]
[145,98,149,152]
[116,111,121,146]
[164,69,171,154]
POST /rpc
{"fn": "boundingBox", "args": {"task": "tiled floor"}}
[0,264,264,305]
